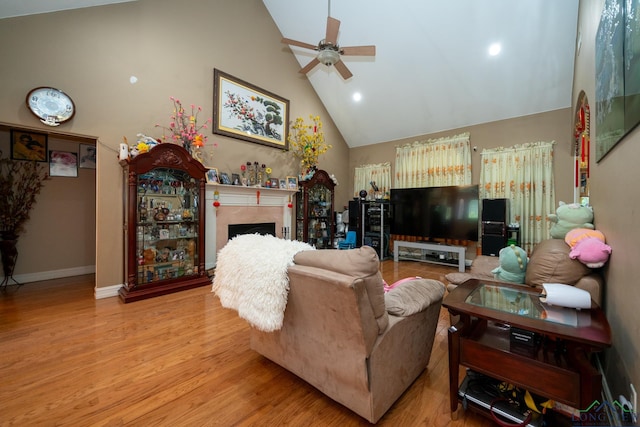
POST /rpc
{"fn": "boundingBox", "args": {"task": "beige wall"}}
[349,109,575,205]
[574,0,640,405]
[0,131,96,278]
[1,0,636,410]
[0,0,349,289]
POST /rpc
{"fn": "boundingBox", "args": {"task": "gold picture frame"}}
[206,168,219,183]
[213,69,289,150]
[10,129,48,162]
[286,176,298,190]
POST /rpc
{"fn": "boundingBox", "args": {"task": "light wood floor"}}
[0,260,495,426]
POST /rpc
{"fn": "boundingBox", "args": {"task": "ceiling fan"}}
[281,2,376,80]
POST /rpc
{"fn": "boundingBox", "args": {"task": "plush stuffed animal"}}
[565,228,612,268]
[569,238,612,268]
[565,228,605,248]
[491,244,528,284]
[548,202,594,239]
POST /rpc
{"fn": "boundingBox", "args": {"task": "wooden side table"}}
[443,279,611,416]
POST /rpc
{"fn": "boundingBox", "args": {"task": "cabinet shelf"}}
[296,170,335,248]
[461,321,580,406]
[120,143,210,303]
[352,200,391,260]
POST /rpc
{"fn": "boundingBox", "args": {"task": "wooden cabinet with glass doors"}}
[119,143,210,303]
[296,169,335,248]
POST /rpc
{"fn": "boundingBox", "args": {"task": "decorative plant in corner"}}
[288,115,331,179]
[0,153,49,286]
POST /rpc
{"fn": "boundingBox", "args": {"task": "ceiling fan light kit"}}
[281,3,376,80]
[317,47,340,66]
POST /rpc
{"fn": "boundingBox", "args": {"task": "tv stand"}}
[393,240,466,272]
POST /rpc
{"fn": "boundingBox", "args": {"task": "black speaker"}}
[482,234,507,256]
[482,198,509,223]
[348,200,360,226]
[348,199,363,247]
[482,221,505,236]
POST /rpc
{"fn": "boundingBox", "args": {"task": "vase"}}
[0,231,19,286]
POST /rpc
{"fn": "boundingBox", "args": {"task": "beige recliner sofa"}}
[249,246,445,423]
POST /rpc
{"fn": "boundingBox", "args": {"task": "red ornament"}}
[288,203,293,208]
[213,200,220,208]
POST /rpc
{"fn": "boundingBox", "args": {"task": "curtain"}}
[353,162,392,199]
[479,141,556,254]
[394,132,472,188]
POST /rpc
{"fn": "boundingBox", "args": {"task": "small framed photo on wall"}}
[10,130,48,162]
[49,150,78,177]
[79,144,96,169]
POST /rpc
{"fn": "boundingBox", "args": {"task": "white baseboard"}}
[95,284,122,299]
[1,265,123,300]
[1,265,95,285]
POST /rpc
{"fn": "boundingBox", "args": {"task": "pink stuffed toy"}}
[565,228,612,268]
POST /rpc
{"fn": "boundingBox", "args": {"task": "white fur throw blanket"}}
[212,234,315,332]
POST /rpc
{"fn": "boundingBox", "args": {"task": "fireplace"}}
[205,185,298,269]
[228,222,276,239]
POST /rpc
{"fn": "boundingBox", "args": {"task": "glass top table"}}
[465,283,579,326]
[443,279,611,346]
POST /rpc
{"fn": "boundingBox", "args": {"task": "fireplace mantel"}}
[204,184,298,269]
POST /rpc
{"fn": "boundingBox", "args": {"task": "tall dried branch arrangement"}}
[0,156,49,236]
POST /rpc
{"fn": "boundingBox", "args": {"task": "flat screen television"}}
[390,185,480,241]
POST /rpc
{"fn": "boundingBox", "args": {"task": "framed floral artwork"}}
[49,150,78,177]
[10,130,48,162]
[213,69,289,150]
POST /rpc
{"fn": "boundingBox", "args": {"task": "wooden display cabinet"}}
[120,143,210,303]
[296,169,335,248]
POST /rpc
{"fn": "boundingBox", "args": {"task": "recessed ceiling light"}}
[353,92,362,102]
[488,43,502,56]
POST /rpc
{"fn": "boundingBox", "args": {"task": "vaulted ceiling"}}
[0,0,580,148]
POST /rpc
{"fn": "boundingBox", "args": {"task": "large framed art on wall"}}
[595,0,640,162]
[213,69,289,150]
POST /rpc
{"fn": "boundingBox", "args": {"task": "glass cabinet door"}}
[135,168,200,284]
[296,189,304,241]
[295,169,335,248]
[306,184,332,248]
[120,142,209,303]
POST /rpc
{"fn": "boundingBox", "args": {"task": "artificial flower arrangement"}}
[121,97,215,162]
[155,97,212,154]
[287,115,332,177]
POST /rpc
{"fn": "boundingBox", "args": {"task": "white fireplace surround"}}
[205,184,298,269]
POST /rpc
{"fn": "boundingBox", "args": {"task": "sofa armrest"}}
[384,279,445,316]
[575,273,603,306]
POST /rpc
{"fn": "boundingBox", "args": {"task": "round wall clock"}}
[26,86,75,126]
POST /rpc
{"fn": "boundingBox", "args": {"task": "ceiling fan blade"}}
[334,60,353,80]
[300,58,320,74]
[325,16,340,45]
[282,38,317,51]
[341,45,376,56]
